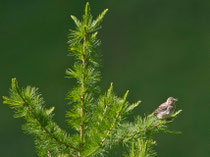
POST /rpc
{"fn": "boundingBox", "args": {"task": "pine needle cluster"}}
[3,2,182,157]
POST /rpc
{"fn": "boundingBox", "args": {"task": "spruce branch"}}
[84,85,141,157]
[3,78,79,156]
[100,90,129,145]
[113,110,182,145]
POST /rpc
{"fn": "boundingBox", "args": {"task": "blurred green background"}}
[1,0,210,156]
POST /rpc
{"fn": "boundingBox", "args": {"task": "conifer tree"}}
[3,2,182,157]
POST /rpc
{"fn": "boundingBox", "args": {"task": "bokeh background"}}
[1,0,210,156]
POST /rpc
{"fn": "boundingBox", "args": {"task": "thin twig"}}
[79,30,88,156]
[48,150,51,157]
[100,111,121,145]
[100,104,109,121]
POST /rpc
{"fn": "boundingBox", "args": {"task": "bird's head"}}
[167,97,178,105]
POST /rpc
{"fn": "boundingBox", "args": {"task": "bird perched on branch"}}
[150,97,178,119]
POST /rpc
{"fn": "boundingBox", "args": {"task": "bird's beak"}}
[174,98,178,101]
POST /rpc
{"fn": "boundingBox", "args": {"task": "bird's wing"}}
[153,103,168,114]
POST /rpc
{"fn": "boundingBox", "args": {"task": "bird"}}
[151,97,178,119]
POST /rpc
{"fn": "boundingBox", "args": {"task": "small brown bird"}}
[151,97,178,119]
